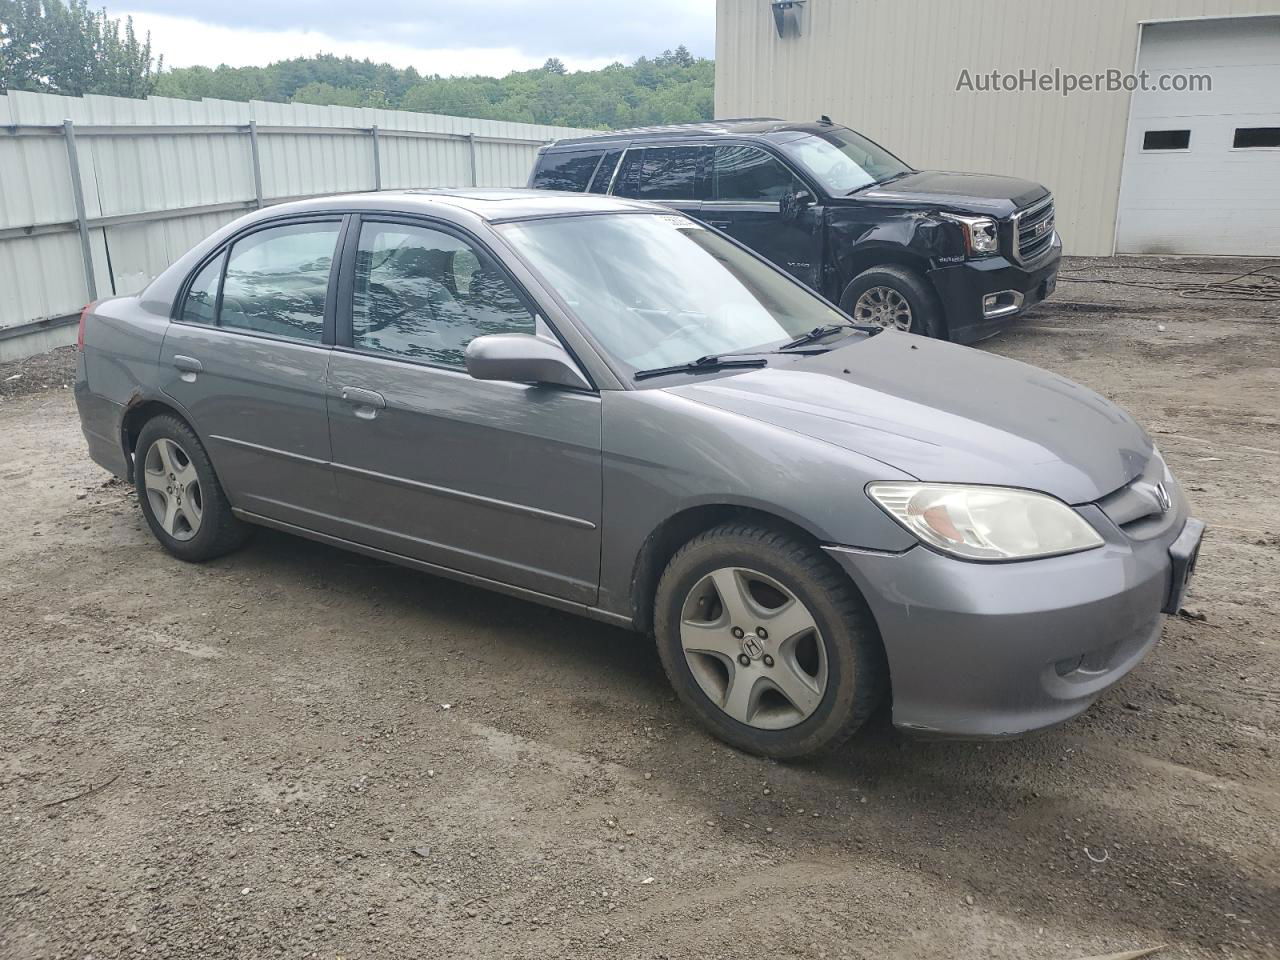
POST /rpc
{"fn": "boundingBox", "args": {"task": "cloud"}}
[120,11,632,75]
[117,0,716,74]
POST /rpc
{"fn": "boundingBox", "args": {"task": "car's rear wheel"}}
[654,522,887,758]
[133,415,249,562]
[842,264,945,338]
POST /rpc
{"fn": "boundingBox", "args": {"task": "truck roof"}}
[546,118,835,149]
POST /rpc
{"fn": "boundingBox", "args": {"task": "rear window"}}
[531,149,604,192]
[615,146,706,201]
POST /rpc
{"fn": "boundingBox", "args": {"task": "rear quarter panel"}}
[80,296,170,404]
[76,295,173,477]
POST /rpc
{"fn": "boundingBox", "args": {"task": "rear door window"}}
[219,222,340,343]
[616,146,707,201]
[531,149,604,192]
[712,145,801,201]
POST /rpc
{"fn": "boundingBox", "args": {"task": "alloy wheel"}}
[142,438,203,542]
[679,567,828,730]
[853,285,913,331]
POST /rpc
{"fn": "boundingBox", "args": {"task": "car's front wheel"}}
[133,414,249,562]
[842,264,945,338]
[654,522,887,758]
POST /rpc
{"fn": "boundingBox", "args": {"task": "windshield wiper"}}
[633,355,768,381]
[779,323,859,350]
[846,170,913,196]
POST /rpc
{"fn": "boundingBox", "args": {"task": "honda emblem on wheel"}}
[741,635,764,660]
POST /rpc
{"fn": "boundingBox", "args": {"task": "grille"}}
[1095,453,1181,540]
[1012,195,1055,264]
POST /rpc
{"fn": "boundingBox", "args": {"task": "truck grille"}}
[1012,195,1055,264]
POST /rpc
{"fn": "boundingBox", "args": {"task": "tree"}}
[155,47,715,129]
[0,0,160,97]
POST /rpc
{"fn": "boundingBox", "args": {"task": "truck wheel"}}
[134,415,250,562]
[842,265,945,338]
[654,522,887,758]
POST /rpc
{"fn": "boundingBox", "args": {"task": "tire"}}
[841,264,946,339]
[654,522,887,758]
[133,414,250,562]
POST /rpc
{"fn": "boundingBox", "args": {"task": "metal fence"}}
[0,90,588,361]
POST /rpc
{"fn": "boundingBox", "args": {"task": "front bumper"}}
[826,501,1202,738]
[928,236,1063,344]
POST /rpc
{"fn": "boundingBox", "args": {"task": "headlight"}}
[941,213,999,257]
[866,482,1104,561]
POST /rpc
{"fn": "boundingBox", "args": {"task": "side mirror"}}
[465,333,591,390]
[780,187,814,223]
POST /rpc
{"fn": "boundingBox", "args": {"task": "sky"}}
[117,1,718,76]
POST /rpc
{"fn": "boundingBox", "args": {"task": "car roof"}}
[252,188,656,225]
[545,118,832,149]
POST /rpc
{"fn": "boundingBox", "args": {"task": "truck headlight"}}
[941,213,999,257]
[867,483,1104,561]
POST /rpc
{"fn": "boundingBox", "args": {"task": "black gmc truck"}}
[528,118,1060,343]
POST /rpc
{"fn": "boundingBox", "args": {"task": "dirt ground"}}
[1,257,1277,960]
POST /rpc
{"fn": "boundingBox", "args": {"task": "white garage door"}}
[1116,16,1280,256]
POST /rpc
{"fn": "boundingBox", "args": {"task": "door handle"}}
[173,355,202,381]
[705,220,732,229]
[339,386,386,419]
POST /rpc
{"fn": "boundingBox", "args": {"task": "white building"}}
[715,0,1280,256]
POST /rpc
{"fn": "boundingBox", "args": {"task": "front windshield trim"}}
[493,211,864,389]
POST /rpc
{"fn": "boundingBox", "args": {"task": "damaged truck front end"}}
[821,195,1062,344]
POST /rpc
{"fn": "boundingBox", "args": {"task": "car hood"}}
[663,333,1151,505]
[855,170,1048,218]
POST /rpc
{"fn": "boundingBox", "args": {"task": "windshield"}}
[779,127,911,194]
[498,213,849,375]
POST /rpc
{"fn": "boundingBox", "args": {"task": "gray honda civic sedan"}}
[74,189,1203,757]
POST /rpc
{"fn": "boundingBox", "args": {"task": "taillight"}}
[76,301,96,350]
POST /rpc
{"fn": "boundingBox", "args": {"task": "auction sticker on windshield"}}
[655,214,704,230]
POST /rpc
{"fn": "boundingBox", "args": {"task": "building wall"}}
[715,0,1278,255]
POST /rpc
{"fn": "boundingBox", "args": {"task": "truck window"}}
[615,146,706,201]
[712,145,801,201]
[531,149,604,192]
[587,149,624,193]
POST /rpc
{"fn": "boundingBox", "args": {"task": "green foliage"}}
[153,45,713,129]
[0,0,160,97]
[1,2,711,131]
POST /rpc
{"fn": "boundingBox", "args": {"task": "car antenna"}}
[819,114,833,124]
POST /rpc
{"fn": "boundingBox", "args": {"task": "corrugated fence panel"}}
[0,232,87,329]
[104,209,245,296]
[0,90,591,358]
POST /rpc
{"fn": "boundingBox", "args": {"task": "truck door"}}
[700,144,825,291]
